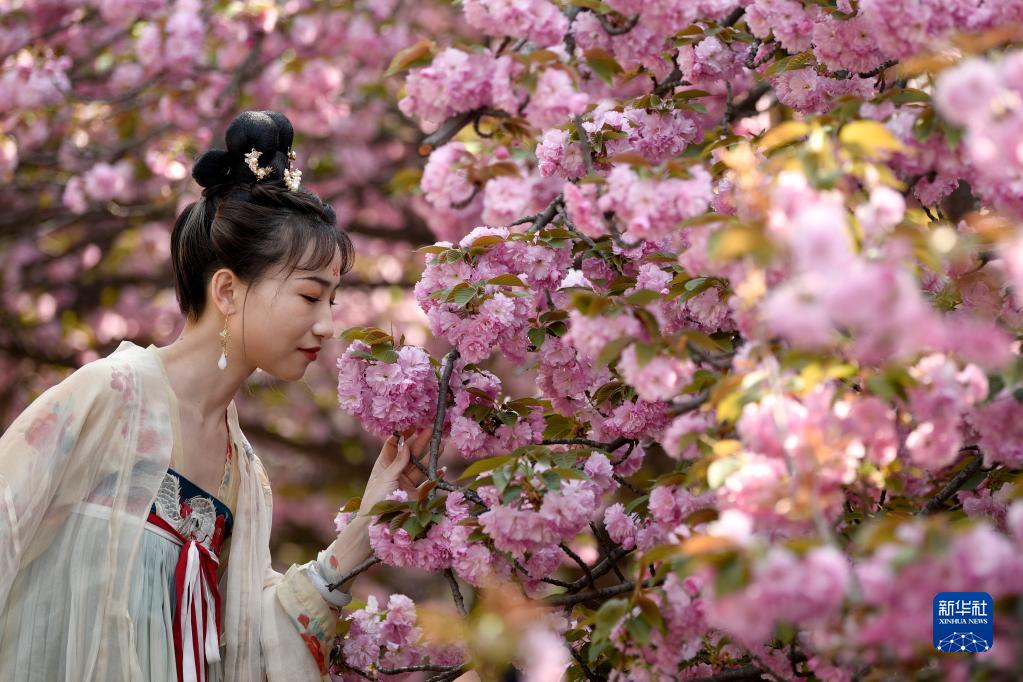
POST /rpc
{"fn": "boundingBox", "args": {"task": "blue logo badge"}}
[933,592,993,653]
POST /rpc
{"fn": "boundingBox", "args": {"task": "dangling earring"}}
[218,318,230,370]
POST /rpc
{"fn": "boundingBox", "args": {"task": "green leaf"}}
[708,455,743,489]
[713,553,749,597]
[639,544,683,566]
[451,284,478,308]
[571,291,612,316]
[943,123,963,151]
[840,120,904,156]
[540,309,569,323]
[458,454,517,480]
[463,403,492,422]
[495,409,518,426]
[591,380,625,406]
[596,336,634,368]
[402,514,425,540]
[593,598,629,642]
[528,327,548,349]
[625,495,648,514]
[632,341,657,368]
[488,273,527,287]
[636,596,667,636]
[469,234,505,248]
[885,88,931,104]
[371,346,399,363]
[584,47,624,85]
[625,289,662,305]
[501,484,524,504]
[763,52,805,77]
[493,467,509,495]
[384,38,435,78]
[340,326,369,342]
[550,466,591,481]
[626,614,651,644]
[465,386,497,402]
[674,89,711,101]
[544,413,578,439]
[757,120,809,151]
[440,249,465,264]
[367,499,409,516]
[570,0,612,12]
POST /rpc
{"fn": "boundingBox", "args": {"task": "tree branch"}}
[420,108,506,154]
[687,342,734,371]
[546,579,636,606]
[377,663,469,676]
[444,568,469,615]
[430,349,460,478]
[653,65,685,97]
[722,6,745,27]
[427,665,468,682]
[327,556,382,592]
[574,114,596,177]
[668,390,710,416]
[612,472,645,496]
[596,12,639,36]
[524,193,564,234]
[559,542,596,590]
[919,449,985,515]
[566,545,634,591]
[689,666,766,682]
[542,436,635,454]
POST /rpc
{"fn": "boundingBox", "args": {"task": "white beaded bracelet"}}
[305,560,353,608]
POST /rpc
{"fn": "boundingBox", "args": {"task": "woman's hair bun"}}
[191,110,296,189]
[191,149,232,188]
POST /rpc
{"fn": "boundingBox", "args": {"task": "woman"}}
[0,110,433,681]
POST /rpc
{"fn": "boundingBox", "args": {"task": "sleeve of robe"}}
[220,432,358,681]
[0,345,176,681]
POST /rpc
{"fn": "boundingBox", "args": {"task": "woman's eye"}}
[302,295,337,307]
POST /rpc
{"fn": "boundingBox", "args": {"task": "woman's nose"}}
[312,302,336,339]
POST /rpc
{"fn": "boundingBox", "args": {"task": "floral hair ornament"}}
[283,149,302,192]
[244,148,273,180]
[244,147,301,191]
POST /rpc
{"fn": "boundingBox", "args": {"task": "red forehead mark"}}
[331,263,341,279]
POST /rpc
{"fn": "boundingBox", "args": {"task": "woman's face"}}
[234,244,343,381]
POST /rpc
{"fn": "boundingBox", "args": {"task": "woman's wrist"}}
[326,512,374,581]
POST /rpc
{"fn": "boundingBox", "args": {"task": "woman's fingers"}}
[389,437,411,474]
[411,428,433,462]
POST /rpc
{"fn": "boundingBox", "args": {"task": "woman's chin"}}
[256,360,307,382]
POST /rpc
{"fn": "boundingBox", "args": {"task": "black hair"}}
[171,110,355,321]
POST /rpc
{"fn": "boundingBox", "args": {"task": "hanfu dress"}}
[130,434,238,682]
[0,341,365,681]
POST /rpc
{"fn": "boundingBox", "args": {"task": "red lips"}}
[299,347,321,361]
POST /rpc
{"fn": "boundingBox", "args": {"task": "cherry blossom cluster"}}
[413,225,571,364]
[331,592,467,681]
[336,341,438,438]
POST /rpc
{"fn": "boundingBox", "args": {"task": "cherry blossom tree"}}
[7,1,1023,680]
[0,0,473,560]
[330,1,1023,680]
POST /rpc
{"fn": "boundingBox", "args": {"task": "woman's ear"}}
[209,268,240,317]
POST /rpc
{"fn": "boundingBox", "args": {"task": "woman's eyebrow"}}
[298,275,342,291]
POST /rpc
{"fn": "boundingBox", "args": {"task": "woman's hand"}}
[357,427,435,518]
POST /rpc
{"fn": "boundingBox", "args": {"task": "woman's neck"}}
[155,320,252,422]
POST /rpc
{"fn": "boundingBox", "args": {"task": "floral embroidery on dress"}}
[151,469,232,552]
